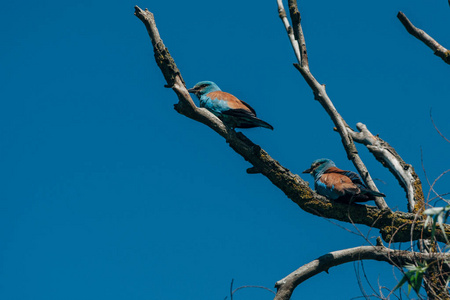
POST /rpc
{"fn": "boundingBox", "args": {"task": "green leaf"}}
[393,274,409,292]
[444,210,450,223]
[394,264,427,296]
[431,215,438,241]
[414,273,424,294]
[423,205,450,244]
[404,264,417,271]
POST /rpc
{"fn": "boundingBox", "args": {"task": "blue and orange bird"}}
[187,81,273,130]
[303,158,386,203]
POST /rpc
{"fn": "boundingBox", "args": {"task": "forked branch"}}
[277,1,427,214]
[348,123,424,213]
[277,0,388,210]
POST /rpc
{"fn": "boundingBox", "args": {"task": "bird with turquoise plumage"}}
[302,158,386,203]
[187,81,273,130]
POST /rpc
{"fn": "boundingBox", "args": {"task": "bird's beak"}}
[302,167,312,174]
[187,87,198,94]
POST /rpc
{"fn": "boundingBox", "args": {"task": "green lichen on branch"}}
[370,137,425,213]
[153,43,185,87]
[413,176,425,213]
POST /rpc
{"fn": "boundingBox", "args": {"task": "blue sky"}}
[0,0,449,299]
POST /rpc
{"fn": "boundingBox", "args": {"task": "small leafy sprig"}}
[424,205,450,243]
[394,263,428,295]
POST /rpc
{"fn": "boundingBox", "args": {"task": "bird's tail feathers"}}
[251,117,274,130]
[363,189,386,198]
[221,109,273,130]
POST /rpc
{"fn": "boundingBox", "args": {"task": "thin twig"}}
[427,169,450,204]
[230,279,234,300]
[354,261,370,299]
[421,148,450,204]
[232,285,276,296]
[360,260,383,299]
[430,109,450,144]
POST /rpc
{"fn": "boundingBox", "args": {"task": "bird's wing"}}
[207,91,256,115]
[325,167,364,186]
[221,108,256,118]
[320,172,360,196]
[325,167,385,200]
[238,100,257,115]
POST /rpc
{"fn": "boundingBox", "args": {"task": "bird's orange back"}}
[207,91,256,114]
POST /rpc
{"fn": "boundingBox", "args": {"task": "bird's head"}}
[187,81,221,96]
[302,158,335,177]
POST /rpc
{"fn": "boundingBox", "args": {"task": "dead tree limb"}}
[277,1,427,214]
[274,239,450,300]
[397,11,450,65]
[134,6,449,243]
[348,123,425,213]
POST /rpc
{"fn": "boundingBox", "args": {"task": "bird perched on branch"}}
[303,158,385,203]
[187,81,273,130]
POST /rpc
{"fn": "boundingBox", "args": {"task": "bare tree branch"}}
[134,6,450,244]
[276,0,302,65]
[397,11,450,65]
[225,279,276,299]
[287,0,308,68]
[274,241,450,300]
[232,285,276,297]
[348,123,425,213]
[277,0,388,210]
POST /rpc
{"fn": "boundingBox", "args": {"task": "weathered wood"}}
[134,5,448,244]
